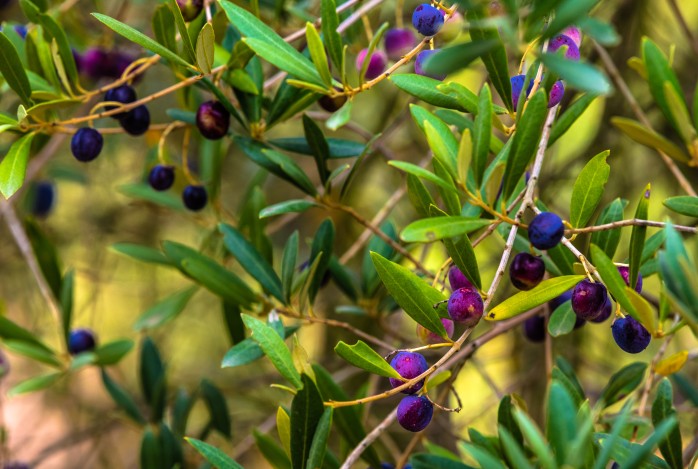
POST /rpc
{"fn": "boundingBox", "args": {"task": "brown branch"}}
[568,218,697,234]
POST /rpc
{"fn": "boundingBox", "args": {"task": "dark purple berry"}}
[448,265,474,291]
[119,105,150,135]
[396,395,433,432]
[412,4,444,37]
[389,351,428,394]
[590,297,613,323]
[356,49,387,80]
[196,101,230,140]
[182,185,207,211]
[548,81,565,108]
[549,290,572,311]
[79,48,109,80]
[612,316,651,354]
[510,74,532,109]
[318,93,347,112]
[384,28,417,61]
[509,252,545,290]
[176,0,203,21]
[104,85,137,118]
[414,49,446,81]
[523,314,546,342]
[548,34,580,61]
[617,266,643,293]
[14,25,27,39]
[528,212,565,250]
[571,279,608,321]
[110,51,136,79]
[148,165,175,191]
[447,288,483,327]
[68,328,97,355]
[29,181,55,217]
[71,127,103,162]
[416,318,454,345]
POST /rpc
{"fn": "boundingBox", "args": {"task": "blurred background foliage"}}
[0,0,698,467]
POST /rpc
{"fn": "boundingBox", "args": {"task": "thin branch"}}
[568,218,697,234]
[339,411,397,469]
[593,40,697,197]
[666,0,698,57]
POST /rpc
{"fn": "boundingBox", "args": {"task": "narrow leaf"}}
[486,276,585,321]
[569,150,611,227]
[334,340,400,378]
[242,314,302,388]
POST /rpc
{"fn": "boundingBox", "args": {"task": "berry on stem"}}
[571,279,608,321]
[447,288,483,327]
[510,74,531,109]
[412,4,444,37]
[196,101,230,140]
[120,105,151,135]
[509,252,545,290]
[356,48,387,80]
[68,328,97,355]
[104,85,137,118]
[528,212,565,250]
[548,80,565,108]
[617,265,643,293]
[414,49,446,81]
[176,0,203,21]
[148,165,175,191]
[182,185,207,211]
[318,93,347,113]
[561,26,582,47]
[384,28,417,61]
[71,128,103,162]
[523,314,546,342]
[548,34,580,61]
[590,297,613,323]
[448,265,474,291]
[396,395,433,432]
[612,316,651,353]
[389,351,428,394]
[416,318,454,345]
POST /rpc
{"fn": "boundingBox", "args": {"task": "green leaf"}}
[642,38,684,132]
[424,120,458,179]
[334,340,399,378]
[0,133,35,199]
[390,74,466,111]
[242,314,302,388]
[499,427,533,469]
[308,218,334,301]
[400,217,491,243]
[271,137,364,159]
[466,8,512,110]
[599,362,647,408]
[117,183,185,210]
[219,223,284,302]
[259,200,320,219]
[569,150,611,227]
[502,91,548,199]
[547,301,576,337]
[302,114,330,184]
[622,416,678,468]
[611,117,690,164]
[134,287,198,330]
[321,0,343,73]
[472,84,493,185]
[486,276,584,321]
[460,442,506,469]
[186,438,244,469]
[513,409,557,469]
[152,4,177,53]
[546,381,577,464]
[542,0,600,39]
[93,339,135,366]
[651,379,682,469]
[38,13,79,88]
[498,395,523,447]
[444,235,481,290]
[169,0,196,63]
[290,374,325,469]
[139,337,165,411]
[201,379,232,438]
[0,316,51,351]
[663,81,696,144]
[306,408,332,469]
[305,23,332,88]
[195,23,215,74]
[663,196,698,218]
[540,53,612,94]
[410,454,475,469]
[101,369,146,424]
[422,40,497,77]
[8,372,63,396]
[628,185,650,294]
[0,32,32,105]
[4,340,61,367]
[579,17,620,46]
[254,431,292,469]
[281,231,299,304]
[659,224,698,335]
[591,198,627,258]
[371,252,448,337]
[549,93,597,145]
[110,243,172,266]
[388,161,459,194]
[91,13,194,69]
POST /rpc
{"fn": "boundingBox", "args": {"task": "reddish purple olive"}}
[389,351,428,394]
[196,101,230,140]
[416,318,454,345]
[447,288,483,327]
[356,49,387,80]
[396,395,433,432]
[384,28,417,61]
[548,34,580,61]
[448,265,474,291]
[571,279,608,321]
[561,26,582,47]
[617,266,643,293]
[612,316,651,354]
[509,252,545,290]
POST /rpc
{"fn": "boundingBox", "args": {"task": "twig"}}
[666,0,698,57]
[339,411,397,469]
[568,218,697,234]
[592,41,697,197]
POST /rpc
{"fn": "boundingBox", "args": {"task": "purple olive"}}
[612,316,651,354]
[397,395,433,432]
[389,352,429,394]
[447,288,483,327]
[571,279,608,321]
[509,252,545,290]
